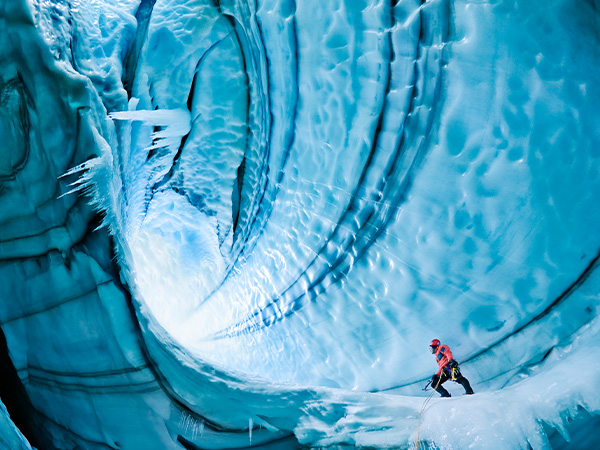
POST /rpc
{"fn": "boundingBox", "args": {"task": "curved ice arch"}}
[0,0,599,449]
[112,0,453,390]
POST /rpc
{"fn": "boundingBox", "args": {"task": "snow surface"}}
[0,0,599,449]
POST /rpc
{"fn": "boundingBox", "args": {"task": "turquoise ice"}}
[0,0,599,448]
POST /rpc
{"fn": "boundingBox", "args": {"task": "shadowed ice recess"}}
[0,0,599,449]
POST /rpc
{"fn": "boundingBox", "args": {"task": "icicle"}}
[109,108,191,153]
[249,418,253,444]
[57,160,93,179]
[179,412,205,441]
[180,412,193,434]
[56,158,98,199]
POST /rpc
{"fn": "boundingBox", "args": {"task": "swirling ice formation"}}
[0,0,599,449]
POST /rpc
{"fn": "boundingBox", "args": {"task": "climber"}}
[429,339,474,397]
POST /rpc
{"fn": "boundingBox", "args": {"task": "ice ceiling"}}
[0,0,599,449]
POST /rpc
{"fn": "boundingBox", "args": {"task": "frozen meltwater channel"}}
[109,108,230,323]
[0,0,599,449]
[117,0,600,389]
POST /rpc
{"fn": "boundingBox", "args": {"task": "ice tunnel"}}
[0,0,599,448]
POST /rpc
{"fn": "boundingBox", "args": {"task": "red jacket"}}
[434,344,454,376]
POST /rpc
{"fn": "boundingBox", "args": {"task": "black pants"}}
[432,370,474,397]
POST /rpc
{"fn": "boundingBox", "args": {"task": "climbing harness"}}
[446,360,461,380]
[415,361,461,449]
[415,360,465,448]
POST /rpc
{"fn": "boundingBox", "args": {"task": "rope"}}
[415,376,442,450]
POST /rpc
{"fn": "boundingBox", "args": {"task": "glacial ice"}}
[0,400,33,450]
[0,0,599,449]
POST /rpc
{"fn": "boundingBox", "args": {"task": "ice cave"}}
[0,0,599,448]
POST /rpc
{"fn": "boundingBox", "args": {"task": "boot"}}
[435,385,451,397]
[457,376,474,395]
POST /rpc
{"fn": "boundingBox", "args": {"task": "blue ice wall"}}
[0,399,33,450]
[0,0,599,449]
